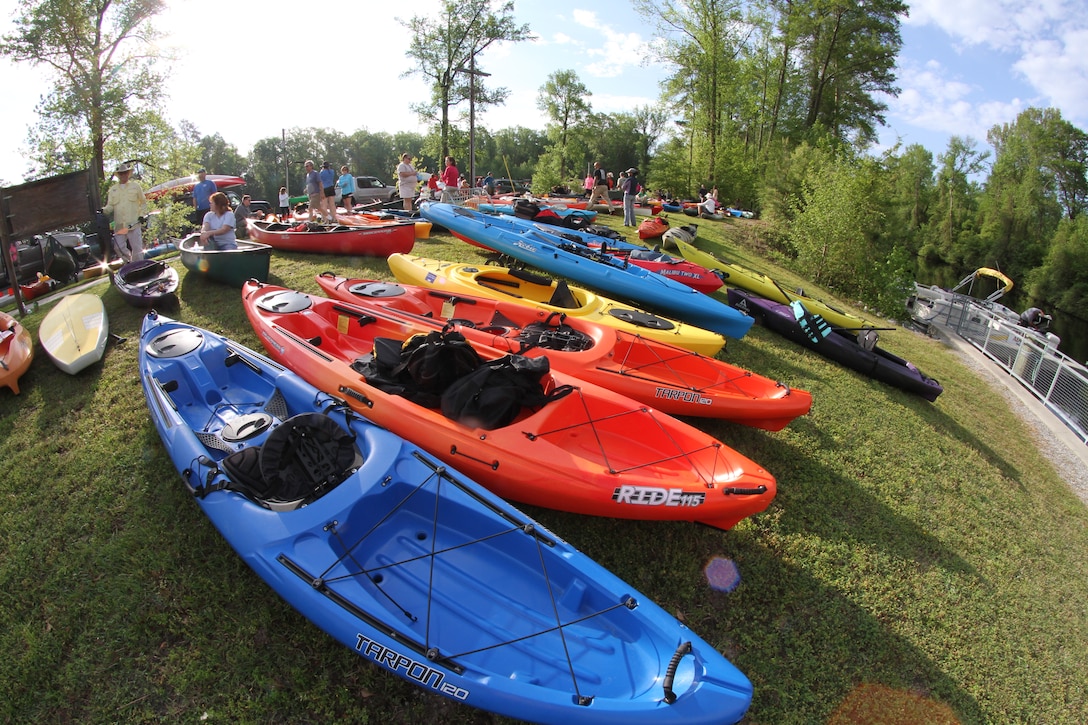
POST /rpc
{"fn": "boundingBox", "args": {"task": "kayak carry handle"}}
[662,641,693,704]
[722,485,768,496]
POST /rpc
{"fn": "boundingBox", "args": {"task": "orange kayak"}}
[638,216,669,240]
[242,281,776,530]
[315,272,811,430]
[387,253,728,356]
[0,310,33,394]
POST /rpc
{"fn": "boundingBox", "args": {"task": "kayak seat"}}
[548,280,578,308]
[220,413,362,511]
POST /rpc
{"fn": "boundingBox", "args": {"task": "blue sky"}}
[1,0,1086,183]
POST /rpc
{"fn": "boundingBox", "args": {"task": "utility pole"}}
[457,57,491,188]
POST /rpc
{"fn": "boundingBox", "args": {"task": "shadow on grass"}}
[521,506,985,724]
[726,531,984,722]
[722,310,1022,486]
[915,400,1023,486]
[709,423,978,578]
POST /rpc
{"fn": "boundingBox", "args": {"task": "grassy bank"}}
[1,214,1086,724]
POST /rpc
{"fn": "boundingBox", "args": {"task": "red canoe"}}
[243,281,777,530]
[315,271,809,430]
[246,218,414,256]
[146,174,246,201]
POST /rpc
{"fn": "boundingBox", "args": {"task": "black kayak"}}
[727,288,943,401]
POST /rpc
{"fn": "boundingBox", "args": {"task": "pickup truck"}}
[2,233,82,289]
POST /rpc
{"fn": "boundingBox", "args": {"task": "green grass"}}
[2,213,1087,724]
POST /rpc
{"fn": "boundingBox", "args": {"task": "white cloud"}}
[904,0,1072,52]
[550,32,578,46]
[571,9,600,28]
[886,58,1028,145]
[1012,29,1088,122]
[904,0,1088,128]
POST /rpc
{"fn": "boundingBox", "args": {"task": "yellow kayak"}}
[668,237,875,332]
[386,254,728,356]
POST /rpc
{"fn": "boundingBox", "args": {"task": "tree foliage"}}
[635,0,747,185]
[1026,216,1088,316]
[399,0,531,161]
[787,153,881,283]
[792,0,906,145]
[536,70,592,178]
[1,0,169,184]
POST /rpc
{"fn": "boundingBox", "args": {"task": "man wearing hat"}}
[190,168,216,228]
[102,161,147,262]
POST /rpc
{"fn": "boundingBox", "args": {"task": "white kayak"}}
[39,293,109,374]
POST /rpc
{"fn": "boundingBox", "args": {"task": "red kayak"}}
[315,271,809,430]
[243,281,777,530]
[247,218,414,257]
[591,243,724,294]
[638,216,669,240]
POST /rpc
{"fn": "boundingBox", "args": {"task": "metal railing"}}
[436,187,490,207]
[920,294,1088,444]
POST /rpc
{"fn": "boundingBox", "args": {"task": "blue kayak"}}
[138,311,753,724]
[422,202,753,340]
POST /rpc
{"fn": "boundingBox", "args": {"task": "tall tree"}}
[977,109,1076,288]
[917,136,987,283]
[536,69,592,178]
[635,0,747,184]
[1,0,168,183]
[793,0,906,145]
[878,143,934,260]
[400,0,531,161]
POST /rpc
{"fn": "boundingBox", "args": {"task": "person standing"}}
[440,156,459,189]
[621,167,639,227]
[303,160,324,222]
[338,166,356,213]
[396,153,417,211]
[191,168,216,228]
[102,161,147,262]
[199,192,238,250]
[482,171,495,196]
[278,186,290,220]
[319,162,338,223]
[234,194,253,238]
[587,161,610,212]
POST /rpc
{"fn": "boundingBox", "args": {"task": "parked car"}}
[354,176,399,204]
[2,233,81,290]
[224,190,272,216]
[492,178,530,195]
